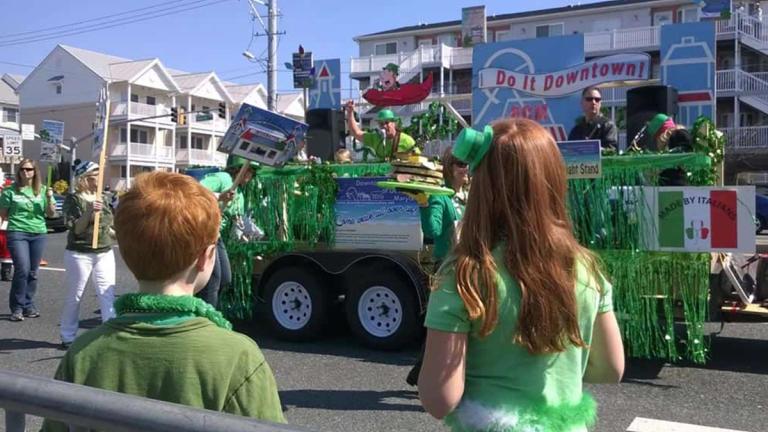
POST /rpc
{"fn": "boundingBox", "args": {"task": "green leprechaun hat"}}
[453,125,494,172]
[377,109,398,122]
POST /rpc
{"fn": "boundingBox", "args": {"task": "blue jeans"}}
[195,238,231,308]
[7,231,47,314]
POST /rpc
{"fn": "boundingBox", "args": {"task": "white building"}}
[351,0,768,165]
[0,73,24,175]
[17,44,303,191]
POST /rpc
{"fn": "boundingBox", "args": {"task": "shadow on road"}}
[0,338,60,352]
[234,319,419,367]
[675,335,768,375]
[280,389,422,412]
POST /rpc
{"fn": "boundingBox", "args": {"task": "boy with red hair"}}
[43,172,284,430]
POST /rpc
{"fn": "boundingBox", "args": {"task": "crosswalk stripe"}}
[39,266,66,272]
[628,417,749,432]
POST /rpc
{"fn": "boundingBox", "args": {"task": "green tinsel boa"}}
[114,293,233,330]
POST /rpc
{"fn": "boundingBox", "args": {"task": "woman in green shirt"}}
[418,120,625,432]
[0,159,56,322]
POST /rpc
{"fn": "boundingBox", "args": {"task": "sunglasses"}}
[584,97,602,102]
[454,161,468,168]
[20,168,35,172]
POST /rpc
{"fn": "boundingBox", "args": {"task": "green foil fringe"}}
[221,155,714,363]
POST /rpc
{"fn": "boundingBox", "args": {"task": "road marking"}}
[628,418,748,432]
[39,266,66,272]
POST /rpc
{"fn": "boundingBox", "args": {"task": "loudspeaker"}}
[306,108,346,161]
[626,85,678,151]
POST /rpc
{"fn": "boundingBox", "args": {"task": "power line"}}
[0,0,192,40]
[0,0,233,48]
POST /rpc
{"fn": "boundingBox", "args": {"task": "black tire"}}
[262,266,329,341]
[345,269,422,350]
[758,216,766,235]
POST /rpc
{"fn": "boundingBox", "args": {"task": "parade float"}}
[214,20,765,362]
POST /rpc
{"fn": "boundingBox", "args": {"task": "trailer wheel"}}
[263,266,328,341]
[345,271,421,350]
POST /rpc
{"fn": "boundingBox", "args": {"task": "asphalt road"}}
[1,232,766,432]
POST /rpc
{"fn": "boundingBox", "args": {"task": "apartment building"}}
[17,44,304,190]
[351,0,768,163]
[0,73,24,176]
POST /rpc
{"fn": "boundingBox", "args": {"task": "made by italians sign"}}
[643,186,755,253]
[478,53,651,97]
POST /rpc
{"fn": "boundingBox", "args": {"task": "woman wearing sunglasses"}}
[406,147,470,386]
[0,159,57,322]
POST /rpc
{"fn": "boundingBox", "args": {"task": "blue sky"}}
[0,0,603,96]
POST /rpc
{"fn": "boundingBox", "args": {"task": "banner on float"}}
[478,53,651,97]
[308,58,341,110]
[334,177,422,251]
[472,34,585,138]
[661,22,716,128]
[558,140,601,179]
[642,186,755,253]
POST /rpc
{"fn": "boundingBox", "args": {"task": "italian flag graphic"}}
[657,189,738,249]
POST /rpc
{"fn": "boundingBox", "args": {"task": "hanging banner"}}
[472,35,585,140]
[461,6,487,47]
[292,51,314,89]
[308,58,341,110]
[661,22,716,128]
[700,0,732,19]
[478,53,650,97]
[642,186,755,253]
[39,119,64,163]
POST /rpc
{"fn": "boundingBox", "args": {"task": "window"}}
[535,23,564,38]
[653,11,673,26]
[178,134,187,149]
[55,83,62,95]
[120,128,127,143]
[191,135,205,150]
[374,42,397,55]
[130,129,149,144]
[677,7,699,23]
[495,30,512,42]
[130,94,139,103]
[146,96,156,105]
[120,166,127,177]
[2,108,18,123]
[438,33,455,47]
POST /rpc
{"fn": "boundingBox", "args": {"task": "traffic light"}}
[217,102,226,119]
[171,107,178,123]
[178,107,186,126]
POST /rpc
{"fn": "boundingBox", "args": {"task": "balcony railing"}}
[111,102,173,124]
[176,148,228,166]
[110,142,174,160]
[351,12,763,77]
[716,68,768,94]
[722,126,768,149]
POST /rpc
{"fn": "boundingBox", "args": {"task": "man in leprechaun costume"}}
[345,100,417,161]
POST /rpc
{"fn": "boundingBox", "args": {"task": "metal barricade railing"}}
[0,369,309,432]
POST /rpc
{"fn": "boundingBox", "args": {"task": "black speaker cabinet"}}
[306,108,346,161]
[626,85,678,151]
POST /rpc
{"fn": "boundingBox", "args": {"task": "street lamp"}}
[242,50,256,60]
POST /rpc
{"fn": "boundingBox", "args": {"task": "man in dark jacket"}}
[568,86,618,151]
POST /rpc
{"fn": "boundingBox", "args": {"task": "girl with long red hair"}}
[418,118,624,431]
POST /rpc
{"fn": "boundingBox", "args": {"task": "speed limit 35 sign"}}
[2,134,22,157]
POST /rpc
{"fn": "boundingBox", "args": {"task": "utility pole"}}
[268,0,278,111]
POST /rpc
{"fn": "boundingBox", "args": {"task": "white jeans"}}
[60,249,116,343]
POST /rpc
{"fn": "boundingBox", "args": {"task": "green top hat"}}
[382,63,399,75]
[646,113,671,137]
[453,125,494,172]
[227,155,260,169]
[377,109,398,122]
